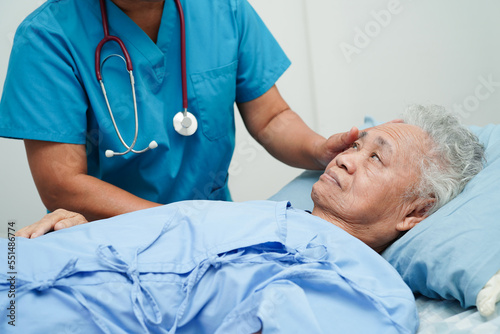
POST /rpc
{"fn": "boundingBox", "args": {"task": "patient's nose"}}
[336,152,357,174]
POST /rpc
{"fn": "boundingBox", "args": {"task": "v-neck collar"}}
[104,0,177,82]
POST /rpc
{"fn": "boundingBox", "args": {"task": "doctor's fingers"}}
[326,127,360,152]
[320,119,403,165]
[316,127,359,168]
[15,209,88,239]
[53,209,88,231]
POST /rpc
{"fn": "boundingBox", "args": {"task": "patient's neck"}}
[311,206,392,254]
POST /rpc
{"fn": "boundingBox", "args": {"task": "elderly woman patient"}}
[0,106,484,334]
[312,105,484,253]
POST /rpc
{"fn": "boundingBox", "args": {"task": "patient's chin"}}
[310,184,321,205]
[311,180,334,205]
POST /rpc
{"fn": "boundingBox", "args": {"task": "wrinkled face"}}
[312,123,430,228]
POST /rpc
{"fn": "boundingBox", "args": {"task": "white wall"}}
[1,0,500,234]
[303,0,500,136]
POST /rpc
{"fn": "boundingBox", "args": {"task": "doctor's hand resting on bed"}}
[15,209,88,239]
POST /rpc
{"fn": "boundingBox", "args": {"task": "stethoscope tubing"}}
[95,0,133,80]
[173,0,188,111]
[95,0,193,157]
[95,0,188,106]
[99,55,145,156]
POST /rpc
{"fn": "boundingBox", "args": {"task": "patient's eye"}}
[351,142,360,150]
[371,153,381,162]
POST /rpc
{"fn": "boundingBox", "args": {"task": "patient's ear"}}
[396,198,435,232]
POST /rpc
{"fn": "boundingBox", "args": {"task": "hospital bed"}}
[269,117,500,333]
[2,199,418,333]
[1,119,499,333]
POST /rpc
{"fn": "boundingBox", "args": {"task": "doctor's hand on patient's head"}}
[316,119,404,168]
[315,126,360,168]
[15,209,88,239]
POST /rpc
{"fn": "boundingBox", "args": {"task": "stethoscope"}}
[95,0,198,158]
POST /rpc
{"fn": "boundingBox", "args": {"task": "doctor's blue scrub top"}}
[0,0,290,203]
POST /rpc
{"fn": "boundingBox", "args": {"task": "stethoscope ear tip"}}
[105,150,115,158]
[149,141,158,149]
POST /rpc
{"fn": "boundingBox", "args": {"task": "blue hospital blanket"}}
[0,201,418,333]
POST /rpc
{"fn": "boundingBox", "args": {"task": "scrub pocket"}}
[190,61,238,141]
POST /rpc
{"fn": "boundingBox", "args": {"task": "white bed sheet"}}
[416,295,500,333]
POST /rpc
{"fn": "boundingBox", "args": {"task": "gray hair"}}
[402,105,485,214]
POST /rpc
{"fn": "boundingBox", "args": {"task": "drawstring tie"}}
[97,244,163,333]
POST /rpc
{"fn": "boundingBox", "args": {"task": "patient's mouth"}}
[322,170,341,189]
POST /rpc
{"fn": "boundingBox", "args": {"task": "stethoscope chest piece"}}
[173,110,198,136]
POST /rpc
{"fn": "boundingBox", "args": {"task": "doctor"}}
[1,0,358,236]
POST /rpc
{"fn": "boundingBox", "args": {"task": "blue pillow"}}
[269,120,500,309]
[268,170,321,210]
